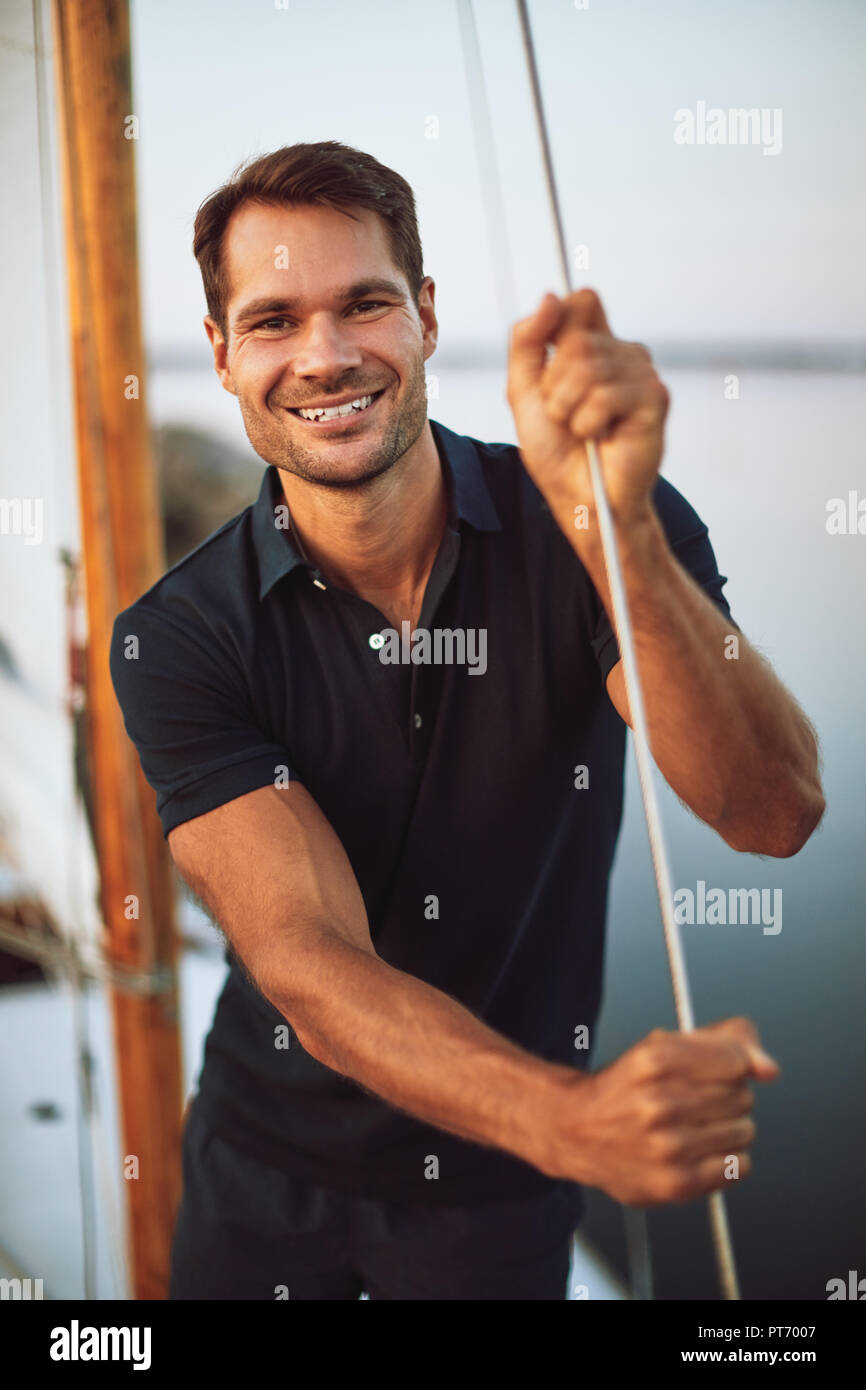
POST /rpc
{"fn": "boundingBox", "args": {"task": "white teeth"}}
[297,393,375,421]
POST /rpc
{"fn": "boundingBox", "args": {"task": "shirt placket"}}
[294,521,462,761]
[407,526,461,761]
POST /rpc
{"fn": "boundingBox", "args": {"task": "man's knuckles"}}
[654,1027,754,1074]
[632,1035,680,1083]
[653,1148,753,1205]
[541,349,664,416]
[616,1142,755,1206]
[639,1083,679,1131]
[559,288,612,332]
[731,1117,757,1148]
[659,1168,700,1204]
[703,1015,761,1046]
[569,385,636,438]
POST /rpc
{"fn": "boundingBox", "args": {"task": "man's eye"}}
[253,303,387,331]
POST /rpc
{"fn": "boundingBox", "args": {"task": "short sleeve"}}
[591,476,740,685]
[110,601,298,838]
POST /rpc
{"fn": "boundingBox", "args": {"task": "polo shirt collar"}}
[253,416,502,600]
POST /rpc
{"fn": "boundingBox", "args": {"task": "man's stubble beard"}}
[236,350,430,491]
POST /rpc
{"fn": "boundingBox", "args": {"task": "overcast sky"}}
[129,0,865,361]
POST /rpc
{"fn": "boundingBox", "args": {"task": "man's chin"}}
[276,440,400,489]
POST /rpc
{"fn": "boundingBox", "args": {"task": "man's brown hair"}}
[192,140,426,339]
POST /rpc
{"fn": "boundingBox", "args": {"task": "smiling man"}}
[110,141,824,1301]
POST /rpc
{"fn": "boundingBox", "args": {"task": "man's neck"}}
[275,421,448,623]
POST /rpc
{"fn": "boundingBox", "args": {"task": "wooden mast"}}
[50,0,183,1299]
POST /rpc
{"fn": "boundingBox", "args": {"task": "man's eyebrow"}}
[232,279,407,328]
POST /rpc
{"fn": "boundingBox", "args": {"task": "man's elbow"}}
[778,784,826,857]
[722,782,826,858]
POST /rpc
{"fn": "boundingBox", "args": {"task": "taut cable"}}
[511,0,741,1301]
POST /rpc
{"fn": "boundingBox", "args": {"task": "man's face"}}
[205,201,437,488]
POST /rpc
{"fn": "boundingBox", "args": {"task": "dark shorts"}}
[170,1098,584,1300]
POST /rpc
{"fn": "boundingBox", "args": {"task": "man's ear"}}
[418,276,438,361]
[204,315,237,396]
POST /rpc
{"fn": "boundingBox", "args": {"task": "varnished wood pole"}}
[50,0,183,1299]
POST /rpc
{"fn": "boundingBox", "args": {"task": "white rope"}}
[511,0,740,1301]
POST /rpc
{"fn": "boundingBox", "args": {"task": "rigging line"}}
[623,1204,654,1301]
[455,0,518,338]
[456,0,649,1303]
[512,0,740,1300]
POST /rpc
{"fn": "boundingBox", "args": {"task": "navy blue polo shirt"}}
[109,418,736,1207]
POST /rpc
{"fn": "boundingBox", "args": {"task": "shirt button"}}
[414,712,422,729]
[369,632,385,650]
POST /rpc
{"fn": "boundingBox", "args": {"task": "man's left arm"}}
[596,511,822,856]
[506,288,825,858]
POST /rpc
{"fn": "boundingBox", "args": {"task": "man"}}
[110,141,824,1300]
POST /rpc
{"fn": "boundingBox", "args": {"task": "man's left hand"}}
[506,288,670,533]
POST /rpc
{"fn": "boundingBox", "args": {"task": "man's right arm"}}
[168,780,778,1205]
[169,780,570,1175]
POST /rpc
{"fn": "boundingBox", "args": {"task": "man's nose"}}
[291,312,363,377]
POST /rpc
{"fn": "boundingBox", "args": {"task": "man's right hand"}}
[552,1017,780,1205]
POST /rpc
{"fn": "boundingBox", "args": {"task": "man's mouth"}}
[287,388,386,426]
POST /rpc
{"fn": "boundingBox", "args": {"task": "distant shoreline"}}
[150,341,866,374]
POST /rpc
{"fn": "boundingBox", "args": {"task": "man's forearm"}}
[549,489,824,855]
[268,934,576,1177]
